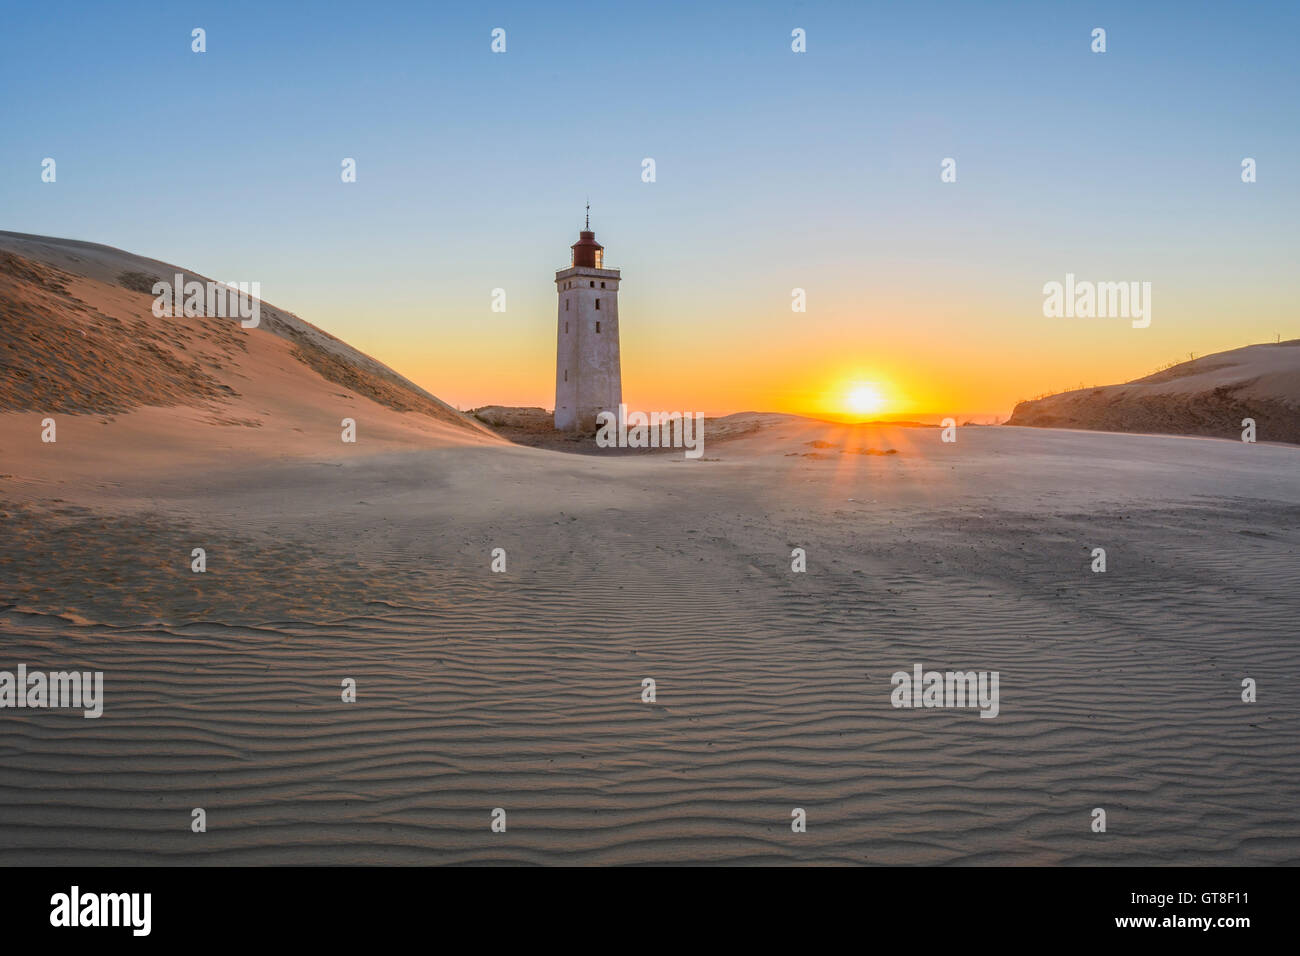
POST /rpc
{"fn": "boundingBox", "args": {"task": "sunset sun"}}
[847,383,886,416]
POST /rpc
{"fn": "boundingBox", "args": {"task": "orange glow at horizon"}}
[317,282,1290,429]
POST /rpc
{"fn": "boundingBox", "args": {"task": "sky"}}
[2,0,1297,421]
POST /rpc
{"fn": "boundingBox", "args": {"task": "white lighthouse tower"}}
[554,206,622,431]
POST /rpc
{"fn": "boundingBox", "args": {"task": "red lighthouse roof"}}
[570,229,604,268]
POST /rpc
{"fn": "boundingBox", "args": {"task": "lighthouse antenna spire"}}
[585,199,590,230]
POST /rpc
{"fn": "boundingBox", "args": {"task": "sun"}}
[846,383,886,416]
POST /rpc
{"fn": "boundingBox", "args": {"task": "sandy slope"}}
[1008,341,1300,443]
[0,232,501,492]
[2,416,1297,864]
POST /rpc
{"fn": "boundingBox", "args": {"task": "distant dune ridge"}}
[0,231,499,473]
[1008,341,1300,443]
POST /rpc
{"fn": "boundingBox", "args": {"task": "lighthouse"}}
[554,207,622,431]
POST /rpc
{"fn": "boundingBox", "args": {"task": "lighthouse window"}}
[565,321,568,333]
[596,321,601,333]
[590,281,594,287]
[595,299,600,310]
[564,369,567,381]
[565,299,569,311]
[601,282,606,288]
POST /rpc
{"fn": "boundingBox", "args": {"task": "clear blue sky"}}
[3,0,1297,416]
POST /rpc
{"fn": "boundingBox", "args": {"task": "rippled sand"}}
[1,421,1297,864]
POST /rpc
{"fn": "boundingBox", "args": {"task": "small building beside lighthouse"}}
[554,214,622,431]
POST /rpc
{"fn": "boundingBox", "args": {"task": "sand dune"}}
[2,236,1298,864]
[0,232,500,491]
[1008,341,1300,443]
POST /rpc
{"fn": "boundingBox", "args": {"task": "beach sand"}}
[2,418,1297,865]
